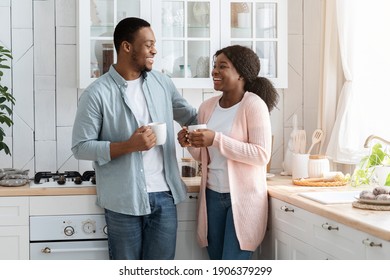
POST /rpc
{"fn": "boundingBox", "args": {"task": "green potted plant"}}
[351,143,390,186]
[0,45,15,155]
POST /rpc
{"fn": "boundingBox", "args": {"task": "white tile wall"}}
[0,0,322,177]
[33,0,55,76]
[35,91,56,140]
[55,0,76,27]
[0,1,10,7]
[11,0,32,29]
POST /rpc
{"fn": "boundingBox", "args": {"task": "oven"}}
[30,214,109,260]
[29,170,109,260]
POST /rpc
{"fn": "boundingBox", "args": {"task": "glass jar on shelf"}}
[179,64,192,78]
[180,158,197,177]
[90,62,100,78]
[102,43,114,74]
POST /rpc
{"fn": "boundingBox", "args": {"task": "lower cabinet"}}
[175,193,209,260]
[176,220,209,260]
[363,234,390,259]
[269,198,332,260]
[0,197,29,260]
[310,215,366,259]
[268,197,390,260]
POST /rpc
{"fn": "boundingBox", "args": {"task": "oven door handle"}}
[41,246,108,254]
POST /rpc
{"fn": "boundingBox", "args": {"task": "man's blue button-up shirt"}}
[72,66,197,215]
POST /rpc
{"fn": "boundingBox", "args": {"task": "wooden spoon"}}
[298,130,306,154]
[307,129,323,154]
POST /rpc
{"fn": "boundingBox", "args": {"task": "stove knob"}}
[64,226,75,236]
[82,220,96,234]
[57,175,66,185]
[103,225,108,235]
[74,176,82,185]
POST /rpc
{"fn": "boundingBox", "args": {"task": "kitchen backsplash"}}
[0,0,321,177]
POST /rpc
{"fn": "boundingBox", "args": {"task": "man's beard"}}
[131,52,152,72]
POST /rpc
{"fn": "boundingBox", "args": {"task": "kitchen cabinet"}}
[220,0,287,88]
[272,228,314,259]
[269,198,330,260]
[269,197,390,260]
[78,0,287,89]
[309,215,366,259]
[175,193,209,259]
[151,0,219,89]
[362,234,390,260]
[0,197,29,260]
[77,0,152,88]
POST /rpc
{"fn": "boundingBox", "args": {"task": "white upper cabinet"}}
[151,0,220,89]
[77,0,151,89]
[78,0,287,89]
[220,0,287,88]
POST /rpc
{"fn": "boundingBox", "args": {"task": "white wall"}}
[0,0,321,177]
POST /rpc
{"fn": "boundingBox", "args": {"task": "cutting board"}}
[298,191,361,204]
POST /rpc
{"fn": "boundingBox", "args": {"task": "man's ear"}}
[122,41,131,53]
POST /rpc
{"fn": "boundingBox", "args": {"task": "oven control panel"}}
[30,214,107,241]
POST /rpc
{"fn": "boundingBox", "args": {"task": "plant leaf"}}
[0,142,11,155]
[385,173,390,186]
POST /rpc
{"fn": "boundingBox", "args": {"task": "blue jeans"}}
[206,188,253,260]
[104,191,177,260]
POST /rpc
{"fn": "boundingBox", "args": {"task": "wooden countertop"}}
[0,177,201,197]
[2,175,389,241]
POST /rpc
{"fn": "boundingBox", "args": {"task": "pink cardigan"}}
[188,92,272,251]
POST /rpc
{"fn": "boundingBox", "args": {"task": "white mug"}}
[148,122,167,145]
[291,153,310,179]
[188,124,207,132]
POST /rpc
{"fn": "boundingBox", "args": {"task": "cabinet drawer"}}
[177,193,198,221]
[310,215,366,259]
[270,198,311,241]
[363,234,390,259]
[0,197,29,226]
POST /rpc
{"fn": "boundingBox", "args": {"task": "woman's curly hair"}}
[214,45,279,112]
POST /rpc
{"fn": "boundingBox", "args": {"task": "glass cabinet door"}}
[152,0,220,89]
[78,0,151,88]
[78,0,287,89]
[221,0,287,88]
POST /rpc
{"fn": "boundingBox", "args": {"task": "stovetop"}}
[30,171,96,188]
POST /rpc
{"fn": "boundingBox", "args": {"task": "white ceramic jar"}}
[308,155,330,178]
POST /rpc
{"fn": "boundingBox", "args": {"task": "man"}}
[71,17,197,260]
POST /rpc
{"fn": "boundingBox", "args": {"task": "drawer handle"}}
[41,246,107,254]
[362,238,382,247]
[280,206,294,212]
[189,195,198,199]
[322,223,339,231]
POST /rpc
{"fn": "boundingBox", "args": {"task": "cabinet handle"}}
[322,223,339,231]
[362,238,382,247]
[189,195,198,199]
[280,206,294,212]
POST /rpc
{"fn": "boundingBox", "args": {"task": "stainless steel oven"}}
[30,214,109,260]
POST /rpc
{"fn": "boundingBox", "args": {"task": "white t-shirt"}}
[125,78,169,193]
[207,101,240,193]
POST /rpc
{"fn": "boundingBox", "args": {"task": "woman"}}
[178,45,279,259]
